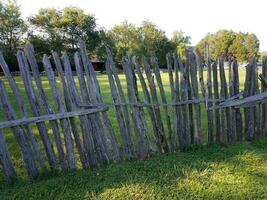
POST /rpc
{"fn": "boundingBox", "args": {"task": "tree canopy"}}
[196,30,259,62]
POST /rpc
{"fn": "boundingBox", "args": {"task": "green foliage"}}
[28,6,101,55]
[0,0,27,71]
[196,30,260,62]
[171,30,191,61]
[108,20,175,67]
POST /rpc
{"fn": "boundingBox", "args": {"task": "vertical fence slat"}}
[185,51,195,145]
[212,61,221,143]
[53,52,91,168]
[133,56,162,153]
[105,49,134,159]
[19,50,59,170]
[219,56,232,142]
[79,41,116,163]
[189,52,202,145]
[42,55,76,170]
[23,45,62,170]
[205,44,214,143]
[178,56,190,150]
[63,52,108,165]
[143,57,169,152]
[151,55,173,150]
[0,52,46,170]
[0,81,38,177]
[123,57,149,159]
[262,57,267,136]
[0,128,16,182]
[106,50,135,158]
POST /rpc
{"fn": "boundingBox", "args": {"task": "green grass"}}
[0,70,267,199]
[0,139,266,199]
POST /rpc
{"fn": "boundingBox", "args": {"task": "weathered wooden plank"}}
[143,56,169,152]
[166,53,178,148]
[63,52,108,164]
[185,51,195,145]
[18,50,58,170]
[0,51,46,170]
[0,128,16,183]
[205,44,213,143]
[123,57,149,159]
[219,56,232,143]
[23,45,62,170]
[53,51,91,168]
[177,55,190,150]
[106,50,135,159]
[43,55,77,170]
[172,53,184,149]
[105,49,134,159]
[262,57,267,136]
[229,60,237,142]
[188,52,202,145]
[133,56,162,153]
[0,81,39,177]
[79,41,117,163]
[151,55,173,150]
[0,106,109,129]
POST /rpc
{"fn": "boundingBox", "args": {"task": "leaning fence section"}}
[0,42,266,183]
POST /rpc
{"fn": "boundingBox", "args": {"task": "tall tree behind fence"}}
[0,41,266,184]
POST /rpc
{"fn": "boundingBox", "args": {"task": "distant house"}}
[90,55,105,72]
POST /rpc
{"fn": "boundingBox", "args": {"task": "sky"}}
[16,0,267,51]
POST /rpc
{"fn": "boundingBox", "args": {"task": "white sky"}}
[17,0,267,51]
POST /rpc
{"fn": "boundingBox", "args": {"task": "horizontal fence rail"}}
[0,42,266,184]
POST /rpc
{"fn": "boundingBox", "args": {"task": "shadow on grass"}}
[0,139,266,199]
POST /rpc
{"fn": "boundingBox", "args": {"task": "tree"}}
[0,0,27,70]
[29,6,101,54]
[108,20,174,67]
[196,30,259,63]
[108,21,140,63]
[171,30,191,61]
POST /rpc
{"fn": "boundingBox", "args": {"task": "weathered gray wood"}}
[0,106,109,129]
[151,55,173,150]
[123,57,148,159]
[177,55,189,150]
[63,52,108,164]
[64,52,100,166]
[0,51,46,171]
[0,128,16,183]
[262,57,267,136]
[79,41,117,163]
[219,56,232,143]
[229,60,237,142]
[105,49,134,159]
[106,49,135,158]
[18,50,58,170]
[143,56,169,152]
[43,55,77,170]
[52,52,92,168]
[23,45,62,170]
[52,51,91,168]
[166,53,178,148]
[0,81,39,177]
[172,53,183,149]
[188,52,202,145]
[185,51,195,145]
[133,56,162,153]
[205,44,213,143]
[211,61,221,143]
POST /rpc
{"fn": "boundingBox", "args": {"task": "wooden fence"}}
[0,41,266,183]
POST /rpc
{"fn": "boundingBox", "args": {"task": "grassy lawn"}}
[0,139,266,199]
[0,70,267,199]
